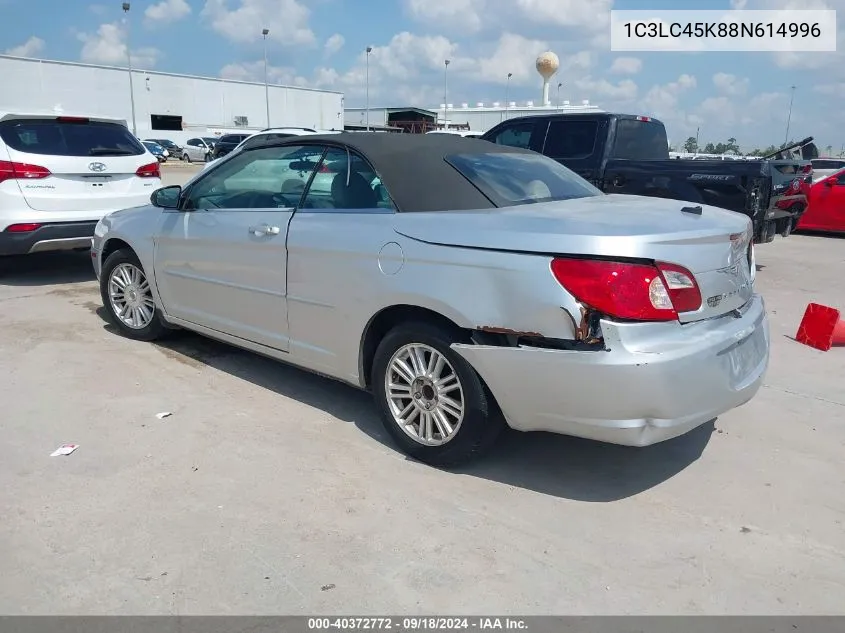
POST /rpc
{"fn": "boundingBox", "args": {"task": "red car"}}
[798,168,845,233]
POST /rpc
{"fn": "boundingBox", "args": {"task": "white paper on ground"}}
[155,412,172,419]
[50,444,79,457]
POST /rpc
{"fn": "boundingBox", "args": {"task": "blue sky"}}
[1,0,843,151]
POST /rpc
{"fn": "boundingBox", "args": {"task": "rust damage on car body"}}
[477,325,544,337]
[472,308,606,352]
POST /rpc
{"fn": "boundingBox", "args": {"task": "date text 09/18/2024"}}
[307,617,528,630]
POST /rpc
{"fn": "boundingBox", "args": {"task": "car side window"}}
[837,171,845,185]
[300,146,392,212]
[183,144,323,210]
[488,122,535,149]
[187,139,199,147]
[543,120,599,159]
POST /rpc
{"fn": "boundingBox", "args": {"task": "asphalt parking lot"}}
[1,164,844,615]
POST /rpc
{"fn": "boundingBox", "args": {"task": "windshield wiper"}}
[88,148,135,156]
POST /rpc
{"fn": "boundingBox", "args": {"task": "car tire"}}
[100,248,168,342]
[182,153,191,163]
[371,321,505,466]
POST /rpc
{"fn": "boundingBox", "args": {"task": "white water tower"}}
[535,51,560,107]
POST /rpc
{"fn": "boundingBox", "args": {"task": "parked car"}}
[210,133,252,160]
[810,158,845,182]
[91,133,768,465]
[181,137,215,163]
[481,113,811,243]
[202,127,342,170]
[797,167,845,233]
[0,111,161,257]
[145,138,182,158]
[142,140,168,162]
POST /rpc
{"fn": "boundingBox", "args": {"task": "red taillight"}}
[0,160,52,184]
[56,116,89,123]
[5,223,42,233]
[637,115,651,122]
[550,258,701,322]
[135,162,161,179]
[318,163,332,173]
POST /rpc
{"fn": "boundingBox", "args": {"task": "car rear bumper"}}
[452,294,769,447]
[0,221,98,256]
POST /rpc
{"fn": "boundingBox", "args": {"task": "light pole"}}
[365,46,372,131]
[557,82,562,109]
[504,72,512,121]
[262,28,270,128]
[443,59,450,129]
[695,126,700,155]
[122,3,137,135]
[784,85,796,146]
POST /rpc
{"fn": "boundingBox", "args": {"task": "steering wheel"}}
[221,190,292,208]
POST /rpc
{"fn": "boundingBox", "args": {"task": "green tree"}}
[683,136,698,153]
[726,137,740,154]
[703,142,716,153]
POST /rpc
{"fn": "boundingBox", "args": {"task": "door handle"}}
[249,224,281,236]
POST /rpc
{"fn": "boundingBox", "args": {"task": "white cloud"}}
[713,72,749,96]
[4,36,44,57]
[78,22,162,68]
[476,33,552,86]
[403,0,612,36]
[515,0,613,30]
[405,0,483,33]
[639,74,698,123]
[145,0,191,22]
[324,33,344,57]
[201,0,315,46]
[609,57,642,75]
[814,83,845,98]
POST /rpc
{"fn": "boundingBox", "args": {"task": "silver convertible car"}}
[91,133,770,465]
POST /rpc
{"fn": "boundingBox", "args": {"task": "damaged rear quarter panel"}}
[380,237,583,341]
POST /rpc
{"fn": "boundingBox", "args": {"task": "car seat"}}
[330,171,378,209]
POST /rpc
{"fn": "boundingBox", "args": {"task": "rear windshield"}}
[611,118,669,160]
[445,152,603,207]
[0,118,145,157]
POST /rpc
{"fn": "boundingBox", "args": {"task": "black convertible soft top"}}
[268,133,539,212]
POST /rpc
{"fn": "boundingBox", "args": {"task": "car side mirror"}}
[825,179,836,187]
[151,185,182,209]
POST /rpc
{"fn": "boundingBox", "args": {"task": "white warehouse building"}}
[434,100,604,132]
[0,55,344,143]
[344,101,603,135]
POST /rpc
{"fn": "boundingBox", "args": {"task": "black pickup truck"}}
[480,113,815,243]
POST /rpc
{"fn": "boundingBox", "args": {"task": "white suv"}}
[0,112,161,256]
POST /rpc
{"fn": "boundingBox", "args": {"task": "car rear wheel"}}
[372,321,504,466]
[100,249,168,342]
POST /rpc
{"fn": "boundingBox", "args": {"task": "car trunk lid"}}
[393,193,755,323]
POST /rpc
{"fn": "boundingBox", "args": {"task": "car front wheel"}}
[182,152,191,163]
[372,322,504,466]
[100,248,168,342]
